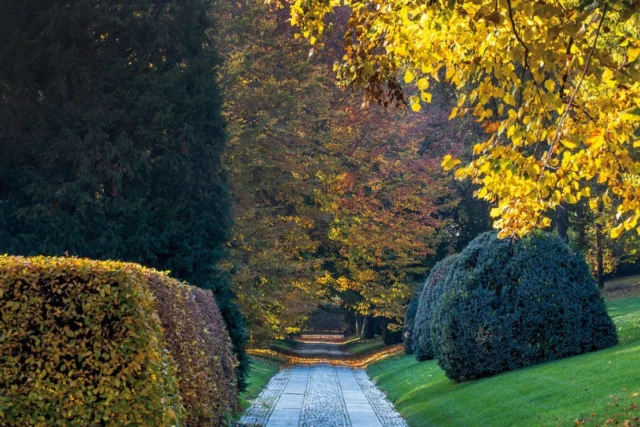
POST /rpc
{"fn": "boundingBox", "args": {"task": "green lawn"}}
[343,336,386,355]
[605,274,640,298]
[269,338,299,354]
[239,357,280,411]
[367,296,640,426]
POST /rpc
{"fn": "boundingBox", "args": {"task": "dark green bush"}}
[402,283,424,354]
[412,255,460,361]
[431,232,618,382]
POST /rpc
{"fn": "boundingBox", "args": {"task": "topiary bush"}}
[0,256,182,425]
[412,255,460,361]
[431,232,618,382]
[0,256,238,425]
[403,282,424,354]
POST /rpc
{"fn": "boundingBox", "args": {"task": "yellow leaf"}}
[610,224,624,239]
[497,229,512,239]
[421,92,432,103]
[560,139,578,149]
[448,107,458,120]
[620,106,640,122]
[624,215,638,231]
[417,77,429,90]
[404,70,414,84]
[441,154,461,171]
[411,102,422,112]
[586,131,605,148]
[544,79,555,92]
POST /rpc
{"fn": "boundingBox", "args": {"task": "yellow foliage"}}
[0,256,183,425]
[0,256,239,426]
[285,0,640,239]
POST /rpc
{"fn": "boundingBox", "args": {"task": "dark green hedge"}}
[402,282,424,354]
[431,232,618,382]
[412,255,460,361]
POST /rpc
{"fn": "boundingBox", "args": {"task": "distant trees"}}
[215,0,336,343]
[215,0,489,343]
[0,0,248,388]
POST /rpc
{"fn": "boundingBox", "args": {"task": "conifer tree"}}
[0,0,248,387]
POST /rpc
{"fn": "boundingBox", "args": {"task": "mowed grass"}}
[367,296,640,426]
[343,336,386,355]
[239,357,280,410]
[269,338,299,354]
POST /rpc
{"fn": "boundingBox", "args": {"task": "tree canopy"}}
[215,0,489,343]
[283,0,640,239]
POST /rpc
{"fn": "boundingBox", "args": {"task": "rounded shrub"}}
[412,255,459,361]
[431,232,618,382]
[0,256,238,425]
[402,282,424,354]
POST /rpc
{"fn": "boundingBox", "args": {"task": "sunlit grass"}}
[367,296,640,426]
[342,336,386,355]
[239,357,280,411]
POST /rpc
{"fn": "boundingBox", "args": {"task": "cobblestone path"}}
[238,341,407,427]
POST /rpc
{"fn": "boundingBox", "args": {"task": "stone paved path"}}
[238,341,407,427]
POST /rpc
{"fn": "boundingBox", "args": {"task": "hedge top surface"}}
[432,232,618,382]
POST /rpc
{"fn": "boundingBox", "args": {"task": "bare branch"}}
[539,4,608,179]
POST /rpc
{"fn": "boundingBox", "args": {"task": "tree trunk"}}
[556,204,569,242]
[596,206,605,289]
[354,314,361,336]
[360,315,375,340]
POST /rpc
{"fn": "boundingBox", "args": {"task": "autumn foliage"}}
[0,256,237,425]
[285,0,640,240]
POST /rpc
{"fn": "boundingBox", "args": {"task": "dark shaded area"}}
[0,0,248,389]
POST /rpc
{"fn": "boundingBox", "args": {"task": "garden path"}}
[238,340,407,427]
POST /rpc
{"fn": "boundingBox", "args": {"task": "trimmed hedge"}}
[412,255,459,361]
[0,256,238,425]
[431,232,618,382]
[402,282,424,354]
[147,273,239,425]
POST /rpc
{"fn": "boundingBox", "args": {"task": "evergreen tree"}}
[0,0,248,388]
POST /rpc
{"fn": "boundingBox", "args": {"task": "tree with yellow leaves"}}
[282,0,640,239]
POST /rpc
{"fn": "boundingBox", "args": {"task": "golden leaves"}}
[441,154,461,171]
[0,255,240,425]
[287,0,640,239]
[404,70,414,84]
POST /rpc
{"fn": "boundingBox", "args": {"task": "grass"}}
[238,356,280,410]
[604,274,640,298]
[269,338,299,354]
[367,296,640,427]
[343,336,386,355]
